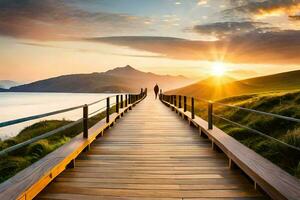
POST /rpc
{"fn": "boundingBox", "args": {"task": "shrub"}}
[0,156,30,183]
[227,127,252,140]
[26,140,52,159]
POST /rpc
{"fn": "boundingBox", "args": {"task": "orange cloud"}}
[87,30,300,65]
[225,0,300,19]
[255,3,300,18]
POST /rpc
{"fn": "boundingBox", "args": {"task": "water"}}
[0,92,117,140]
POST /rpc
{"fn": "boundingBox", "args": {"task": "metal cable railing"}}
[213,101,300,123]
[0,118,83,157]
[212,114,300,152]
[160,94,300,152]
[0,89,148,156]
[88,106,107,117]
[0,105,85,128]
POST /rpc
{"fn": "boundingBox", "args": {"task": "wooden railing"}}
[0,89,147,200]
[160,93,300,200]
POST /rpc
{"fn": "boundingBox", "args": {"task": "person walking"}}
[154,84,159,99]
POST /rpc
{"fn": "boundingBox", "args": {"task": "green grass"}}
[184,90,300,178]
[0,106,118,183]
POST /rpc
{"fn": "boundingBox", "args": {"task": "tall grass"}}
[193,91,300,177]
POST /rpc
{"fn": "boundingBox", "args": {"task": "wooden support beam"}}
[66,159,75,169]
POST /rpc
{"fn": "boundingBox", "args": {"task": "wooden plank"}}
[39,186,262,198]
[36,96,264,199]
[162,99,300,200]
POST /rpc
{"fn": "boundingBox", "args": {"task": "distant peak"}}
[124,65,134,69]
[113,65,137,71]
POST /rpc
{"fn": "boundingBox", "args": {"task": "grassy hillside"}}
[168,70,300,100]
[182,90,300,177]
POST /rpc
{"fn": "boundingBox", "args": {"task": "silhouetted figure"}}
[154,84,159,99]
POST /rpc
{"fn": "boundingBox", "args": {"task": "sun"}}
[211,61,226,76]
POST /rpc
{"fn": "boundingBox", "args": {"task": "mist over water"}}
[0,92,117,140]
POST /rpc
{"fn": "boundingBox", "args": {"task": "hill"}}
[7,65,192,93]
[167,70,300,100]
[0,80,20,89]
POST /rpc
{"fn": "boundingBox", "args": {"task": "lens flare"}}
[212,62,226,76]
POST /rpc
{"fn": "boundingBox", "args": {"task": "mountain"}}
[0,80,20,89]
[7,65,192,93]
[167,70,300,100]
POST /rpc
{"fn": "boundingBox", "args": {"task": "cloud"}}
[224,0,300,19]
[0,0,148,40]
[198,0,209,6]
[193,21,270,38]
[289,15,300,20]
[86,30,300,64]
[18,42,163,58]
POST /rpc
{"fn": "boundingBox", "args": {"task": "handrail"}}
[212,114,300,152]
[0,96,113,128]
[88,106,107,117]
[160,94,300,151]
[0,118,83,157]
[0,89,148,157]
[174,95,300,123]
[213,101,300,123]
[87,97,108,106]
[0,105,84,128]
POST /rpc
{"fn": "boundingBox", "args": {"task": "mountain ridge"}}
[6,66,193,93]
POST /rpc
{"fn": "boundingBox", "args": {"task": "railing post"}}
[179,95,182,108]
[120,94,123,108]
[174,95,177,107]
[83,104,88,138]
[116,95,119,113]
[106,97,110,123]
[125,94,128,107]
[208,101,213,130]
[184,96,187,112]
[191,97,195,119]
[129,94,132,110]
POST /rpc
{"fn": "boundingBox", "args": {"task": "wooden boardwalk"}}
[37,96,265,199]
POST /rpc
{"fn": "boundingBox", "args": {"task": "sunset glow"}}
[0,0,299,82]
[212,62,226,77]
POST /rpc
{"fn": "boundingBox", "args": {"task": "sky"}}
[0,0,300,82]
